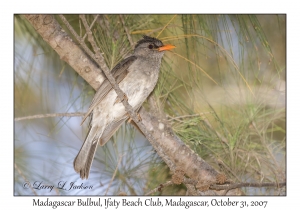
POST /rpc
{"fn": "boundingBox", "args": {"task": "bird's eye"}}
[148,44,154,49]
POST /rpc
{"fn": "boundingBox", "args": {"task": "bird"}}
[73,35,175,179]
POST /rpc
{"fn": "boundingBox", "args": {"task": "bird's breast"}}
[93,60,160,123]
[121,68,158,106]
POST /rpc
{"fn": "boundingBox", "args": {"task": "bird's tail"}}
[73,125,104,179]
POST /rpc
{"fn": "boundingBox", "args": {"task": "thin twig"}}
[131,24,177,37]
[82,15,99,40]
[202,115,229,144]
[173,52,218,85]
[167,114,201,121]
[252,121,282,174]
[209,182,286,191]
[105,154,125,195]
[156,15,177,38]
[145,181,173,195]
[215,158,241,182]
[166,112,215,121]
[119,14,134,49]
[59,15,104,73]
[15,112,85,121]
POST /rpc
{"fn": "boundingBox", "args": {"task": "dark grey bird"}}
[73,35,175,179]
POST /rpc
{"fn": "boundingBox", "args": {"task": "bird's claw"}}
[114,93,128,104]
[136,113,142,122]
[127,113,142,123]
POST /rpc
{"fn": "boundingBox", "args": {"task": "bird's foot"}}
[127,113,142,123]
[114,93,128,105]
[137,113,142,121]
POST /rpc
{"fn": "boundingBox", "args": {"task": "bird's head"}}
[134,35,175,59]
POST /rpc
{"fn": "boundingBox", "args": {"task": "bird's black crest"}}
[135,35,163,49]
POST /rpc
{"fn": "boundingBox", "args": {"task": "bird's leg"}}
[126,114,144,136]
[127,113,142,123]
[114,93,128,105]
[137,113,142,121]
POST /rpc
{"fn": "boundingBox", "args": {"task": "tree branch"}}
[14,112,85,121]
[145,181,173,196]
[209,182,286,191]
[23,15,105,90]
[23,14,238,194]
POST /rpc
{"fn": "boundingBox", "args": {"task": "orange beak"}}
[158,44,176,52]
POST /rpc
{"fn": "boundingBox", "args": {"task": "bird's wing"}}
[99,116,129,146]
[81,56,137,125]
[99,104,144,146]
[73,123,104,179]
